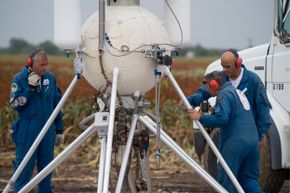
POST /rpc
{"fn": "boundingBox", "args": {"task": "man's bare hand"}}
[176,100,186,112]
[188,108,201,120]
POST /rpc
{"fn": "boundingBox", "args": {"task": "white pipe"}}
[3,76,79,193]
[97,137,107,193]
[143,151,152,193]
[164,0,191,45]
[164,67,245,193]
[18,124,97,193]
[115,114,138,193]
[54,0,82,49]
[155,76,161,167]
[138,115,228,193]
[99,0,106,51]
[103,68,119,193]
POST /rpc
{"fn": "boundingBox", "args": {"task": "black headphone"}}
[225,49,243,68]
[27,48,44,67]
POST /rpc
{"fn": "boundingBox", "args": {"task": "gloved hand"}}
[28,72,41,88]
[55,134,64,146]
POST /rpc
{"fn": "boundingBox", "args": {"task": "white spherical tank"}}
[81,6,171,95]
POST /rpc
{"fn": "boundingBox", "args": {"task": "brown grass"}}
[0,54,216,170]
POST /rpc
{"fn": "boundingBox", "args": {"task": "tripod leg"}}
[115,114,138,193]
[97,137,107,193]
[127,170,138,193]
[138,150,152,193]
[138,115,229,193]
[18,124,97,193]
[103,67,119,193]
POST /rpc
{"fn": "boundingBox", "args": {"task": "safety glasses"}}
[221,64,231,69]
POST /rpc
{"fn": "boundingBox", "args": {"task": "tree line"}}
[0,38,63,55]
[0,38,227,57]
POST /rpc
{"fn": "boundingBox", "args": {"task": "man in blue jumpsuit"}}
[184,49,271,142]
[179,49,271,191]
[10,48,64,193]
[189,71,263,193]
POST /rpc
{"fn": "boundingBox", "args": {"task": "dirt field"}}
[0,146,213,193]
[1,148,289,193]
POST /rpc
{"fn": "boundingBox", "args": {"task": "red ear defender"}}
[235,57,243,68]
[209,79,219,90]
[27,56,33,67]
[27,48,44,67]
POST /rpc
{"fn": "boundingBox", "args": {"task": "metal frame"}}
[3,0,246,191]
[3,66,245,193]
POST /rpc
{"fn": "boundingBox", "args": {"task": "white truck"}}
[199,0,290,192]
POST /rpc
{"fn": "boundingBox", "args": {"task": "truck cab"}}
[203,0,290,192]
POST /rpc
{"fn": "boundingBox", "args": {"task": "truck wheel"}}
[204,128,219,180]
[259,136,289,193]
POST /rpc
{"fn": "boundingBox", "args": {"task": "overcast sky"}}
[0,0,274,50]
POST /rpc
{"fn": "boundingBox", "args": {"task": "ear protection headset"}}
[27,48,44,67]
[203,79,220,90]
[209,79,219,90]
[225,49,243,68]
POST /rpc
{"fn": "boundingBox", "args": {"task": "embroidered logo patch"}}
[11,83,18,93]
[258,83,264,89]
[236,89,250,110]
[43,79,50,86]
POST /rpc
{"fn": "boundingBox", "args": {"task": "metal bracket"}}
[95,112,110,137]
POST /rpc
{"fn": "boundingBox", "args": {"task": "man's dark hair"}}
[30,48,47,61]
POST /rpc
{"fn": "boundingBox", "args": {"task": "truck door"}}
[269,0,290,113]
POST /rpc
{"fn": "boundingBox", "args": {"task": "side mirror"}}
[279,29,289,43]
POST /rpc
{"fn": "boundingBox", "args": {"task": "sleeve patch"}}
[11,83,18,93]
[18,96,27,106]
[217,95,223,101]
[11,99,19,108]
[236,89,251,110]
[258,83,264,89]
[10,93,15,103]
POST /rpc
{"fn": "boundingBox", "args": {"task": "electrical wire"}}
[165,0,184,48]
[81,2,184,58]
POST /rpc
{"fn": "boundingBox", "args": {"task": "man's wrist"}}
[258,133,265,141]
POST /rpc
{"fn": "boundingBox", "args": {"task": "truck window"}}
[282,6,290,33]
[277,0,290,42]
[278,0,285,30]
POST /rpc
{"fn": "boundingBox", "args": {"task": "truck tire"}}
[259,136,289,193]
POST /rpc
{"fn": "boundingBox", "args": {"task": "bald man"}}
[10,48,64,193]
[220,49,271,142]
[179,49,271,190]
[184,49,271,143]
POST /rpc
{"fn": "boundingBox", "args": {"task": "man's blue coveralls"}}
[10,66,63,193]
[188,66,271,140]
[199,82,261,193]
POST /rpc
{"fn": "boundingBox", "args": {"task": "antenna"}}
[53,0,82,51]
